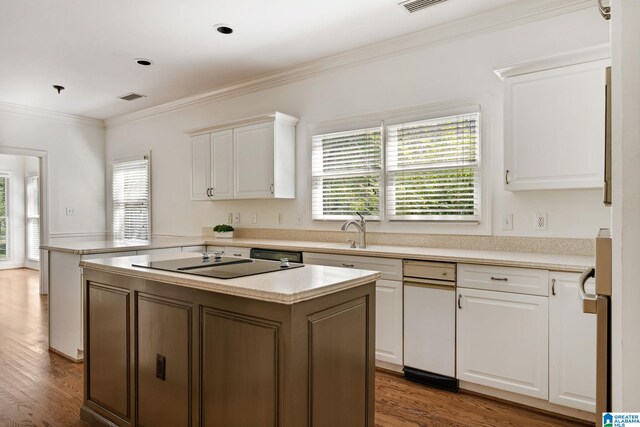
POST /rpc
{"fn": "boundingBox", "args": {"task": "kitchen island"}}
[79,252,379,427]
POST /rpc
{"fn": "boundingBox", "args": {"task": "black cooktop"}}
[133,256,304,279]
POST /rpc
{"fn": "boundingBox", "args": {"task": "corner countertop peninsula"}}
[80,252,379,427]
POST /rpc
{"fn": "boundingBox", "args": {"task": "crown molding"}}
[494,43,611,79]
[105,0,594,128]
[0,101,104,128]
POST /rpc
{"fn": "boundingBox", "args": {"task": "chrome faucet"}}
[340,212,366,249]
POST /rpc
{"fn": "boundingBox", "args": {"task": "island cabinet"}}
[303,252,403,371]
[80,267,376,427]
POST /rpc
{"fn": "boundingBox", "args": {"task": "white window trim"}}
[309,101,489,232]
[25,174,40,262]
[111,152,151,240]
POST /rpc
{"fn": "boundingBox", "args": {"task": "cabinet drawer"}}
[457,263,548,296]
[223,246,251,258]
[303,252,402,281]
[404,260,456,281]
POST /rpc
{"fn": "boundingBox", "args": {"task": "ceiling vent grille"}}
[118,92,146,101]
[398,0,448,13]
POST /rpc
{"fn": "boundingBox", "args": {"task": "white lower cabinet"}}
[456,287,549,400]
[549,272,597,412]
[375,279,403,366]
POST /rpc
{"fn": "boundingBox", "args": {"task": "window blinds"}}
[26,176,40,261]
[311,127,382,220]
[0,176,7,259]
[112,156,150,240]
[386,112,480,221]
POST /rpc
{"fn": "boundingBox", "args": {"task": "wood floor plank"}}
[0,268,591,427]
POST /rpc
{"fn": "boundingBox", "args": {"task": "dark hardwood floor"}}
[0,268,591,427]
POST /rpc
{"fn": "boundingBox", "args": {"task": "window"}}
[26,175,40,261]
[312,127,382,220]
[386,112,480,221]
[112,155,150,240]
[0,175,7,259]
[311,109,481,222]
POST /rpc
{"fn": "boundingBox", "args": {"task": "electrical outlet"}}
[226,213,233,224]
[233,212,240,224]
[501,214,513,231]
[65,207,75,216]
[296,213,303,226]
[276,213,282,225]
[534,213,547,231]
[251,212,257,224]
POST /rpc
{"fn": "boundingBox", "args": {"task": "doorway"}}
[0,147,48,294]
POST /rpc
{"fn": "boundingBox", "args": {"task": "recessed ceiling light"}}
[135,58,153,66]
[213,24,233,34]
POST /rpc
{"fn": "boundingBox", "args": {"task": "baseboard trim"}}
[48,346,83,363]
[459,381,596,423]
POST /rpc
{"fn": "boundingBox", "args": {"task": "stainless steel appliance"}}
[579,228,612,425]
[403,260,458,391]
[134,254,303,279]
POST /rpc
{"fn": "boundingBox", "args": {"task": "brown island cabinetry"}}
[79,253,379,427]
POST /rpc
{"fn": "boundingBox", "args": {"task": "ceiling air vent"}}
[118,92,146,101]
[398,0,448,13]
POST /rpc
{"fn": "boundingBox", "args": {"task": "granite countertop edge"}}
[48,236,593,272]
[80,258,382,305]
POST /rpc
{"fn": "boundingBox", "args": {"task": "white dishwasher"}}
[403,260,458,391]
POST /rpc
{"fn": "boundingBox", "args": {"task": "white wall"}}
[0,107,106,240]
[106,8,610,239]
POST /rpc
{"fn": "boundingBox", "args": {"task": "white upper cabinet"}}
[496,46,610,191]
[211,130,234,200]
[187,112,298,200]
[191,133,211,200]
[234,122,275,199]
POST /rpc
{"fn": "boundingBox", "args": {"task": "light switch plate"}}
[226,213,233,224]
[501,214,513,231]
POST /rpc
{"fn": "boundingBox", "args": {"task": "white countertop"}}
[45,235,594,272]
[81,252,381,304]
[41,235,207,254]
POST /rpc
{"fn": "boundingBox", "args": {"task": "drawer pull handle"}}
[342,263,355,268]
[551,278,556,296]
[458,294,462,309]
[490,276,508,282]
[233,253,242,257]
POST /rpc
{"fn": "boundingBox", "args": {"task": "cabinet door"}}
[375,279,403,367]
[456,288,548,399]
[191,134,211,200]
[234,122,274,199]
[549,272,596,412]
[87,282,130,420]
[504,60,607,190]
[137,294,192,427]
[210,130,233,200]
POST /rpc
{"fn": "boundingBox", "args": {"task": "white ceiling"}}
[0,0,525,120]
